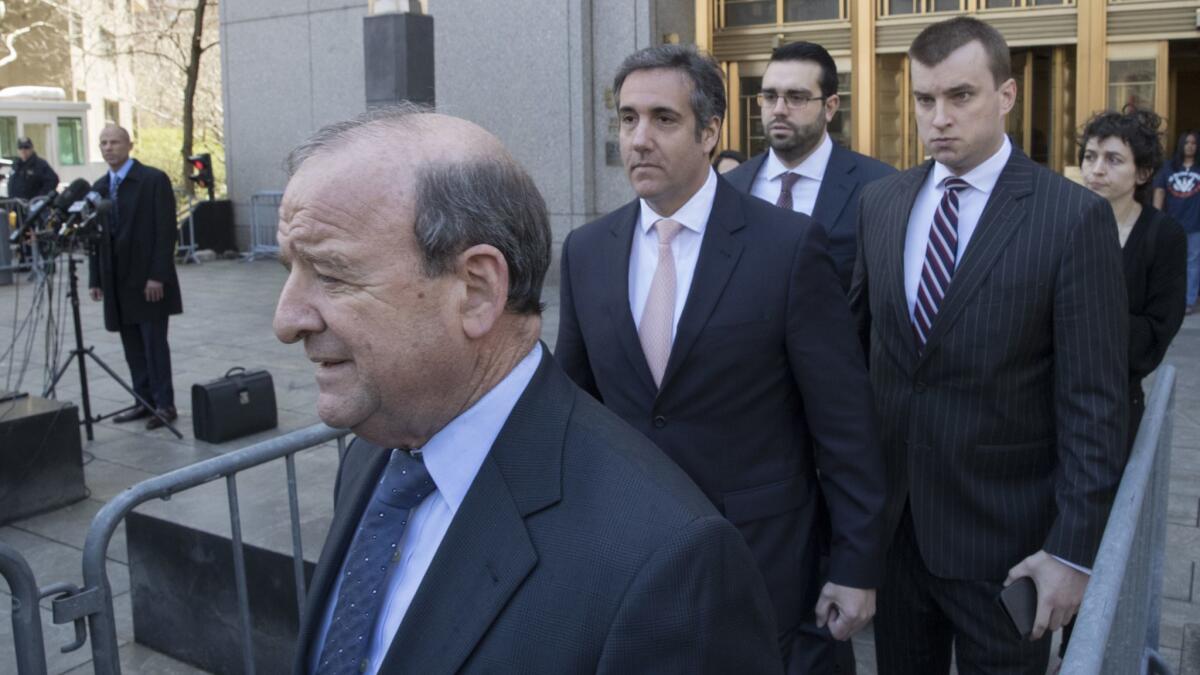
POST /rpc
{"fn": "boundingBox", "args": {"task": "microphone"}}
[52,179,92,217]
[8,190,56,243]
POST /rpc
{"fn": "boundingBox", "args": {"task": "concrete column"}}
[363,11,435,107]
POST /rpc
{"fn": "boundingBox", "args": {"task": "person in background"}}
[714,149,747,174]
[8,137,59,201]
[1153,130,1200,313]
[1082,109,1186,448]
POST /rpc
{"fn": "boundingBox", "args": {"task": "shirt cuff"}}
[1052,554,1092,575]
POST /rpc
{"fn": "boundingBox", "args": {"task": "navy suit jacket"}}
[724,142,896,291]
[293,348,782,674]
[555,177,886,638]
[849,149,1129,579]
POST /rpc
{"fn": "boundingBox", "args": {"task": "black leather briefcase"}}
[191,367,278,443]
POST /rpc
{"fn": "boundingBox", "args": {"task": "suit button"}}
[653,415,666,428]
[914,381,927,394]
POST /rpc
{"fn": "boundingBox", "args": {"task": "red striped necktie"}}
[912,177,970,350]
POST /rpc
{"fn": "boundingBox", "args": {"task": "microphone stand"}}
[41,224,183,440]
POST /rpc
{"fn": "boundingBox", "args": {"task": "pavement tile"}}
[0,525,130,609]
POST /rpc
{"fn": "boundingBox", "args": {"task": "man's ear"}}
[457,243,509,339]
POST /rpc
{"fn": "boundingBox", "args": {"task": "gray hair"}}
[285,104,551,316]
[612,44,726,141]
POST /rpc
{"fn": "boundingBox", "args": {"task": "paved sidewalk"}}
[0,256,1195,673]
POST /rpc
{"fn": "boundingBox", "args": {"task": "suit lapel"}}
[811,145,855,236]
[918,151,1033,364]
[381,349,567,673]
[727,152,767,194]
[887,162,933,369]
[658,180,745,393]
[294,441,391,672]
[605,201,659,394]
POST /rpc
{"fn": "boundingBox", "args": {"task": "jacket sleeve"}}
[553,231,600,400]
[786,222,886,589]
[1044,197,1130,568]
[147,170,176,283]
[848,194,872,364]
[38,160,59,195]
[596,515,783,675]
[1129,213,1187,381]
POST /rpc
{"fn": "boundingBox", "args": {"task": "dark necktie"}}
[108,174,121,234]
[912,177,970,350]
[775,172,801,211]
[315,450,434,675]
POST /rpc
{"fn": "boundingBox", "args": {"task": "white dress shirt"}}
[749,132,833,216]
[311,343,544,675]
[904,136,1012,321]
[628,168,719,341]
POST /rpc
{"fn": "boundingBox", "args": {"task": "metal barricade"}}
[245,191,283,260]
[1062,365,1177,675]
[3,423,350,675]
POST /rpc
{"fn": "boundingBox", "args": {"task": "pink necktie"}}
[639,218,684,388]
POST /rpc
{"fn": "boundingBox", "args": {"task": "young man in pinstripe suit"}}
[849,17,1128,674]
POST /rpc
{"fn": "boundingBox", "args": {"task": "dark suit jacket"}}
[293,348,782,675]
[849,148,1129,580]
[88,160,182,331]
[1124,206,1186,386]
[724,142,896,291]
[555,177,886,638]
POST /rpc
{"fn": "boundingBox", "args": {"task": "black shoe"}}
[145,407,178,430]
[113,406,152,423]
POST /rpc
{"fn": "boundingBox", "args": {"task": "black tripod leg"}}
[82,349,183,439]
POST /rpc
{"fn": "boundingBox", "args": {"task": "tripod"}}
[42,253,183,440]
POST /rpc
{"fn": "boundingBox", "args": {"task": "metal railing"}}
[1062,365,1177,675]
[2,423,349,674]
[245,191,283,261]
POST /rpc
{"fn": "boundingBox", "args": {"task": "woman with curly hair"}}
[1079,108,1186,445]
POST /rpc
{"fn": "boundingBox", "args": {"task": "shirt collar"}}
[109,158,134,183]
[930,135,1011,195]
[765,132,834,183]
[407,343,542,514]
[638,168,718,236]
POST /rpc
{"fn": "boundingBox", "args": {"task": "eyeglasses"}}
[757,91,828,110]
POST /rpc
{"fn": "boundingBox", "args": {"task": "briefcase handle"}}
[224,366,246,379]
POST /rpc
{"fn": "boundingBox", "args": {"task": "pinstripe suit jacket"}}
[848,148,1130,580]
[293,349,783,674]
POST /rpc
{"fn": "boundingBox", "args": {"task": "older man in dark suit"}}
[555,45,885,675]
[276,106,782,675]
[849,17,1129,674]
[725,41,895,292]
[88,125,182,430]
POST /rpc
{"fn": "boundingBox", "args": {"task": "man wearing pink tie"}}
[554,44,886,675]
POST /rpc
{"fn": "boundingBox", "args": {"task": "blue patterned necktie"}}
[108,173,121,234]
[912,177,970,350]
[315,449,434,675]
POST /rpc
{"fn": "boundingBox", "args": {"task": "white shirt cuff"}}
[1052,554,1092,575]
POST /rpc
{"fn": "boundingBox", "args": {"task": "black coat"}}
[8,153,59,200]
[293,349,783,674]
[555,177,886,637]
[849,148,1129,579]
[88,160,182,330]
[1125,206,1187,386]
[723,142,896,291]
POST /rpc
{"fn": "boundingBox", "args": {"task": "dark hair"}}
[1077,108,1164,207]
[1171,130,1198,171]
[908,16,1011,87]
[769,41,839,99]
[286,104,551,315]
[613,44,726,142]
[713,149,746,169]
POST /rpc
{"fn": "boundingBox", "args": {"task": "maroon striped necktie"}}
[912,177,970,350]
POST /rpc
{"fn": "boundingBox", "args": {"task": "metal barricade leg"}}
[0,542,49,675]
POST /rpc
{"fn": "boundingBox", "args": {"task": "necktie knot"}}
[779,172,801,191]
[654,218,683,247]
[376,449,433,508]
[942,177,969,194]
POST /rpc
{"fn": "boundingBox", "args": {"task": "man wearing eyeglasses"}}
[726,42,895,292]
